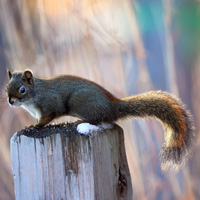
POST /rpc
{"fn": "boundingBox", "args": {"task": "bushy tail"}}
[118,91,195,171]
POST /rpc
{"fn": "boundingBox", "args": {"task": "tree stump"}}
[10,123,132,200]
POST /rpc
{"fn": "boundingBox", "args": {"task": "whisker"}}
[0,90,8,103]
[0,98,7,106]
[0,96,7,100]
[0,81,5,86]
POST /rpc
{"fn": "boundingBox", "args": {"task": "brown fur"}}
[6,71,195,171]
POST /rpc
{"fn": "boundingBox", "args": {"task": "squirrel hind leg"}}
[81,111,117,125]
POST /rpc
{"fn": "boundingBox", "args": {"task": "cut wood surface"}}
[10,124,132,200]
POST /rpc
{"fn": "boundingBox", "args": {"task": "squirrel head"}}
[6,70,35,106]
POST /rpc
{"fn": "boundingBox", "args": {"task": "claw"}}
[25,124,35,129]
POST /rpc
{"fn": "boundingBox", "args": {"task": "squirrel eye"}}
[19,86,26,94]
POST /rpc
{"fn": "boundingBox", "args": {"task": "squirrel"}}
[6,70,195,171]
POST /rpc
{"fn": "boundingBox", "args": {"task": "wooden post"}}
[10,123,132,200]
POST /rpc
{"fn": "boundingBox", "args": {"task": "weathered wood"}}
[10,124,132,200]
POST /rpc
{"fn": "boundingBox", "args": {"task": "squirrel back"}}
[6,70,195,171]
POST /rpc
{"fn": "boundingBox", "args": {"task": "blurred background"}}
[0,0,200,199]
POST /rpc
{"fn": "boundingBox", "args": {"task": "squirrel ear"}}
[7,69,12,79]
[23,70,33,85]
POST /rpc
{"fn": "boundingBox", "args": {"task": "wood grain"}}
[10,124,132,200]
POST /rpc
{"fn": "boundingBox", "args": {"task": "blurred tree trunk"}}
[0,0,199,199]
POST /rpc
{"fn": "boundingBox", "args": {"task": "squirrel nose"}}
[9,97,15,105]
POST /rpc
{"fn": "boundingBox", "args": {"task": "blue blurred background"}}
[0,0,200,199]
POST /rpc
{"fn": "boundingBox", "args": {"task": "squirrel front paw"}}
[25,124,35,129]
[25,123,44,129]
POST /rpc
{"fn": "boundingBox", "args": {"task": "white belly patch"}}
[21,104,41,120]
